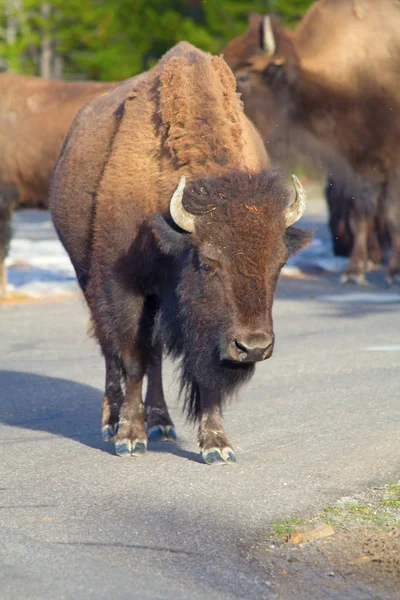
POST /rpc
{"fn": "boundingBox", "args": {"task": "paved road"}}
[1,204,400,599]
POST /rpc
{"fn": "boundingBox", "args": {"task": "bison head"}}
[223,14,299,143]
[151,170,311,417]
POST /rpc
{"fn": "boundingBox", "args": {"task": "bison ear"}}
[151,214,187,256]
[285,226,313,256]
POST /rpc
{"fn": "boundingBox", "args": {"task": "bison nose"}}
[232,332,274,363]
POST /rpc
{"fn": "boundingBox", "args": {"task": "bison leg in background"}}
[341,210,370,285]
[145,342,176,442]
[386,169,400,284]
[326,177,385,267]
[0,263,6,299]
[198,387,236,465]
[101,350,124,442]
[341,181,380,285]
[0,192,13,298]
[325,177,353,257]
[367,224,384,269]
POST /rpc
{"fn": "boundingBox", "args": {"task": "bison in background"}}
[223,0,400,284]
[224,13,386,264]
[0,74,115,297]
[326,176,390,260]
[50,42,311,465]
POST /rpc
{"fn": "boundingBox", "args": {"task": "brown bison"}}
[0,73,115,297]
[50,42,311,465]
[223,0,400,284]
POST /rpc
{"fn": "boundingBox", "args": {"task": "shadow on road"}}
[0,370,201,463]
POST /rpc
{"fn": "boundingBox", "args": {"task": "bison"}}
[0,73,115,297]
[326,176,390,261]
[223,0,400,284]
[50,42,311,465]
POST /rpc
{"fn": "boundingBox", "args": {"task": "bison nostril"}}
[234,339,248,353]
[262,341,273,358]
[234,339,248,360]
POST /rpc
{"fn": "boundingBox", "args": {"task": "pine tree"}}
[0,0,315,81]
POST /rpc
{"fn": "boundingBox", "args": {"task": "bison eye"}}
[199,262,212,272]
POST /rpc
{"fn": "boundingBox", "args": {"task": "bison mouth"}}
[219,359,256,371]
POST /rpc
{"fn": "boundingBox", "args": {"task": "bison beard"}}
[156,283,255,423]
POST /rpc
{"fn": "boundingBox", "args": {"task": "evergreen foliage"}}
[0,0,314,80]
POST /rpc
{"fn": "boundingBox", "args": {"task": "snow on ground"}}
[283,236,349,276]
[319,293,400,304]
[6,210,78,298]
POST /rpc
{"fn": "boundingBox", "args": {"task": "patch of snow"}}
[318,293,400,304]
[364,345,400,351]
[315,257,349,274]
[288,237,350,273]
[6,212,78,298]
[281,265,303,278]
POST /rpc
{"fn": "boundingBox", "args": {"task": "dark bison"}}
[223,0,400,284]
[50,42,311,465]
[0,73,115,297]
[326,176,390,260]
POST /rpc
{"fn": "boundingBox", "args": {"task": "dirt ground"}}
[239,485,400,599]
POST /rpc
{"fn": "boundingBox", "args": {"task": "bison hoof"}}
[147,425,177,442]
[115,439,147,457]
[386,273,400,286]
[202,447,237,466]
[341,272,368,286]
[101,423,119,442]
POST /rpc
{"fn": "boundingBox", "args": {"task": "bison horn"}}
[262,16,276,57]
[169,176,196,233]
[284,175,307,227]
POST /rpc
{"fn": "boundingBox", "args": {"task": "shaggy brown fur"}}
[50,42,310,464]
[0,73,116,296]
[223,0,400,282]
[158,54,244,167]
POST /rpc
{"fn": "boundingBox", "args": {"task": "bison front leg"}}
[114,347,147,457]
[385,170,400,285]
[0,263,6,299]
[145,343,176,442]
[0,192,13,299]
[198,387,236,465]
[101,351,124,442]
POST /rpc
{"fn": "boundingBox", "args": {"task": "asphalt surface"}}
[1,201,400,599]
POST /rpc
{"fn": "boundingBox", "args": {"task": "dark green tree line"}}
[0,0,314,80]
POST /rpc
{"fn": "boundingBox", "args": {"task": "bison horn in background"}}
[169,176,196,233]
[284,175,307,227]
[262,16,276,57]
